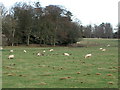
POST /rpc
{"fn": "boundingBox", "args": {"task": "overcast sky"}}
[0,0,119,28]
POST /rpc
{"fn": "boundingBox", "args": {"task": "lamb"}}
[85,54,92,58]
[23,50,27,53]
[63,53,70,56]
[49,49,54,52]
[102,49,106,51]
[8,55,14,59]
[10,50,13,53]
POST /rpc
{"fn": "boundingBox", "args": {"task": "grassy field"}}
[2,38,118,88]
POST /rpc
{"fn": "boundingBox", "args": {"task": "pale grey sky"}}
[0,0,119,28]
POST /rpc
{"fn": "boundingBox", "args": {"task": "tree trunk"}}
[27,35,30,46]
[11,43,14,46]
[39,40,42,46]
[53,37,56,46]
[12,29,15,46]
[53,26,57,46]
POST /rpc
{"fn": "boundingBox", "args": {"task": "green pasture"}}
[2,38,118,88]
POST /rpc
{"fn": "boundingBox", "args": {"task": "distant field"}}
[2,38,118,88]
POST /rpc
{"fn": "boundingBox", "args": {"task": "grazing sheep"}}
[49,49,54,52]
[37,52,44,56]
[43,50,46,53]
[63,53,70,56]
[85,54,92,58]
[23,50,27,53]
[76,42,81,44]
[0,47,3,50]
[8,55,14,59]
[102,49,106,51]
[107,44,110,47]
[99,48,103,50]
[37,52,41,56]
[10,50,13,53]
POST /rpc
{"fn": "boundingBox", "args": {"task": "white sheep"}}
[23,50,27,53]
[0,47,3,50]
[43,50,46,53]
[10,50,13,53]
[102,49,106,51]
[63,53,70,56]
[8,55,14,59]
[49,49,54,52]
[107,44,110,47]
[37,52,44,56]
[85,54,92,58]
[99,48,103,50]
[37,52,41,56]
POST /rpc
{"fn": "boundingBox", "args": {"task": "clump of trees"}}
[1,2,82,46]
[82,23,114,38]
[1,2,118,46]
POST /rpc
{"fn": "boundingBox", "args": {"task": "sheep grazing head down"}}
[99,48,103,50]
[49,49,54,52]
[37,52,44,56]
[43,50,46,53]
[23,50,26,53]
[85,54,92,58]
[0,47,3,50]
[102,49,106,51]
[63,53,70,56]
[10,50,13,53]
[8,55,14,59]
[107,44,110,47]
[37,52,41,56]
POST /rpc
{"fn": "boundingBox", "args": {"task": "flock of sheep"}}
[7,49,54,59]
[84,45,109,58]
[6,44,110,60]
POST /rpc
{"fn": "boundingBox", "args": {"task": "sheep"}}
[63,53,70,56]
[8,55,14,59]
[10,50,13,53]
[37,52,44,56]
[23,50,27,53]
[0,47,3,50]
[99,48,106,51]
[43,50,46,53]
[37,52,41,56]
[102,49,106,51]
[84,54,92,58]
[49,49,54,52]
[76,42,81,44]
[107,44,110,47]
[99,48,103,50]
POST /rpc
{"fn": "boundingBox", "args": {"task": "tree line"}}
[1,2,118,46]
[82,23,114,38]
